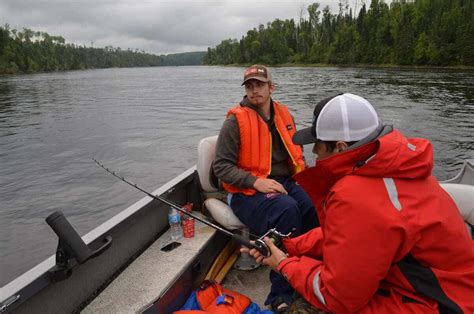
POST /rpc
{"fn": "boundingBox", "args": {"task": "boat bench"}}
[83,216,217,313]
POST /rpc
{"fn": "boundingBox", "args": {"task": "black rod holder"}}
[46,211,112,282]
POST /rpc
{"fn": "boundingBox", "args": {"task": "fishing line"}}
[92,158,273,256]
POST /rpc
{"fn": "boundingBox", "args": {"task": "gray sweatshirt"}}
[213,97,292,189]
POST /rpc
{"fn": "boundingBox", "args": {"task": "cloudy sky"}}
[0,0,346,55]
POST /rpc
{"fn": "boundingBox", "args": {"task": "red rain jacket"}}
[279,129,474,313]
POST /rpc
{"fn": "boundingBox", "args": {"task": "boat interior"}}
[1,136,472,314]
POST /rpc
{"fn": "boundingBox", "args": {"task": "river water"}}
[0,66,473,286]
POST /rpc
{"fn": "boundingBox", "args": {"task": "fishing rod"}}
[92,158,286,257]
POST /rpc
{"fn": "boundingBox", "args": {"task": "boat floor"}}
[222,263,271,309]
[82,212,272,313]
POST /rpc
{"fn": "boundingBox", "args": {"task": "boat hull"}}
[1,160,472,313]
[1,167,203,313]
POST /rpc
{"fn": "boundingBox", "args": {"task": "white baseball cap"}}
[293,93,380,145]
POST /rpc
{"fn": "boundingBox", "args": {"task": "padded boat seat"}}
[440,183,474,238]
[197,135,259,270]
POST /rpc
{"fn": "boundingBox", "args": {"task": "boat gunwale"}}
[0,166,196,311]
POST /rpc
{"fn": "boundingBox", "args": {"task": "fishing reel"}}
[253,228,291,257]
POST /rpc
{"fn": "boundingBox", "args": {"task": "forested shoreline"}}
[0,25,205,74]
[204,0,473,66]
[1,0,472,74]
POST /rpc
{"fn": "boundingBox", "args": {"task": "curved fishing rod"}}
[92,158,277,257]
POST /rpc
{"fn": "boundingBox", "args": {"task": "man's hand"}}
[241,237,288,271]
[253,178,288,194]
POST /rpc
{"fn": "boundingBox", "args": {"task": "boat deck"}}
[81,209,272,313]
[82,217,273,313]
[83,217,218,313]
[223,264,271,309]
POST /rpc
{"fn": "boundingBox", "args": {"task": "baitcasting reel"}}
[253,228,291,257]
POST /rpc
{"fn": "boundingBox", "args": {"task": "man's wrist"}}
[276,255,290,273]
[248,176,258,188]
[277,256,297,274]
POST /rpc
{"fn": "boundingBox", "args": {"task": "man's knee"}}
[268,196,304,231]
[273,195,300,215]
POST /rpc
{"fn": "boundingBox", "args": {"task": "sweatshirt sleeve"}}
[277,190,405,313]
[213,115,257,189]
[283,227,323,259]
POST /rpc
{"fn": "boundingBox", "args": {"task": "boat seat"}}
[440,183,474,238]
[197,135,259,270]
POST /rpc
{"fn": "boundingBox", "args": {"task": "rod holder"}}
[46,211,112,282]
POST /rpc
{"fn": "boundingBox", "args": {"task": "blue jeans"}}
[229,176,319,306]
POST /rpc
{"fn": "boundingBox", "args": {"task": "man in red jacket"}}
[245,93,474,313]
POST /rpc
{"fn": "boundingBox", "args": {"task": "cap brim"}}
[292,127,317,145]
[241,77,270,85]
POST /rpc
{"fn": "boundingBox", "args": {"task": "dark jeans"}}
[229,176,319,306]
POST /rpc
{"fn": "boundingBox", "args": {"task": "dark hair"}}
[322,140,357,152]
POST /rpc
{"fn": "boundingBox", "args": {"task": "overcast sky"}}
[0,0,348,55]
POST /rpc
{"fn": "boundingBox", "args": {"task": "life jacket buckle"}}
[216,293,234,305]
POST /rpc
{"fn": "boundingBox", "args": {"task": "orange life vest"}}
[222,101,305,196]
[175,280,252,314]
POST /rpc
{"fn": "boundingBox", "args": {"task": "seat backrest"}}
[197,136,245,230]
[440,183,474,225]
[440,183,473,239]
[197,135,219,193]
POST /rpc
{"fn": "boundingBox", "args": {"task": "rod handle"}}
[230,233,270,257]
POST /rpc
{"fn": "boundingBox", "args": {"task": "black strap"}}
[397,254,463,314]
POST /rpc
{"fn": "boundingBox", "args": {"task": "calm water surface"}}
[0,66,473,285]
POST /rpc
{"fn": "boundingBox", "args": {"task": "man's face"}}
[312,142,334,160]
[312,141,346,161]
[312,140,350,162]
[244,80,274,107]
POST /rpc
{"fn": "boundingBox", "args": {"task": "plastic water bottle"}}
[168,207,182,241]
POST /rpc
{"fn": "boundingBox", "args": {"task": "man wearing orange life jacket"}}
[213,65,319,313]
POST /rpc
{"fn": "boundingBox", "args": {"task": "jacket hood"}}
[294,128,433,206]
[354,128,433,180]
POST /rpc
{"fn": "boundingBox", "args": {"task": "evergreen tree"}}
[205,0,473,66]
[0,26,206,74]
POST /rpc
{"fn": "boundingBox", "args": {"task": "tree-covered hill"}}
[161,51,206,66]
[0,25,205,74]
[204,0,473,66]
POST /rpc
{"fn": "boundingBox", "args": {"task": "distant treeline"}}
[0,25,205,74]
[204,0,473,66]
[161,51,206,66]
